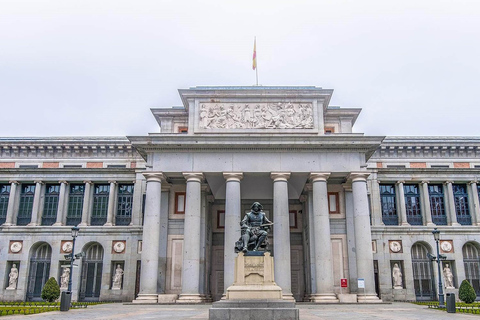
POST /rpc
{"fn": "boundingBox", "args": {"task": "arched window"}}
[411,243,435,301]
[79,243,104,301]
[463,243,480,298]
[27,243,52,301]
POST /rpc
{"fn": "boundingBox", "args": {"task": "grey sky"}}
[1,0,479,137]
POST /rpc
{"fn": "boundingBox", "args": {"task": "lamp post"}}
[68,226,80,293]
[432,228,445,308]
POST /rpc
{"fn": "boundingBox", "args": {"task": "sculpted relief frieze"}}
[199,102,314,130]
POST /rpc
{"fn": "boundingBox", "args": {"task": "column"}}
[178,172,205,303]
[53,181,68,226]
[104,181,117,226]
[444,181,460,226]
[271,172,294,300]
[158,187,170,295]
[130,177,144,226]
[396,181,409,226]
[305,185,316,298]
[343,183,358,292]
[28,180,44,226]
[309,172,338,303]
[350,172,381,302]
[469,181,480,226]
[133,172,164,303]
[3,181,19,226]
[79,181,93,227]
[369,176,384,226]
[420,181,434,226]
[199,185,208,296]
[223,172,243,293]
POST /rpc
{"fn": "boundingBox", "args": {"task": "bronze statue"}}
[235,202,273,253]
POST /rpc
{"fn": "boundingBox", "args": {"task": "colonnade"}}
[135,171,380,303]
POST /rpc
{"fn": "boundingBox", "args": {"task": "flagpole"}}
[253,37,259,86]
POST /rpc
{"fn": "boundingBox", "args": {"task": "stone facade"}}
[0,86,479,303]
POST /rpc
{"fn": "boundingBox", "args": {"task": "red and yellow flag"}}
[252,38,257,70]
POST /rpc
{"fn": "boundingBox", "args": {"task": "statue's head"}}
[251,202,263,211]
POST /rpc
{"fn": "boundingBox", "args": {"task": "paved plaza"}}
[0,303,475,320]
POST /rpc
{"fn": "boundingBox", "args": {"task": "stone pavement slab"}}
[0,302,474,320]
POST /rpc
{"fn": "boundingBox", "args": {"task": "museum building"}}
[0,86,479,303]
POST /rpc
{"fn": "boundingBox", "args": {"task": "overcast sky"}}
[1,0,479,138]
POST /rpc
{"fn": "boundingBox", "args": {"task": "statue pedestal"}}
[210,252,299,320]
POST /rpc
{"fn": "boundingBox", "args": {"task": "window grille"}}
[428,184,447,225]
[67,184,84,226]
[116,184,133,226]
[0,184,10,224]
[453,184,471,225]
[380,184,398,225]
[404,184,422,225]
[411,243,435,300]
[91,184,109,226]
[41,185,59,226]
[17,184,35,226]
[463,243,480,297]
[26,243,52,301]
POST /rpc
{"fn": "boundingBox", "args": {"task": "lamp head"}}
[432,228,440,241]
[71,226,80,238]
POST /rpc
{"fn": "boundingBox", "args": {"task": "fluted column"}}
[53,181,69,226]
[28,181,44,226]
[79,181,93,227]
[444,181,460,226]
[469,181,480,226]
[133,172,164,303]
[178,172,205,303]
[104,181,117,226]
[3,181,19,226]
[396,181,409,226]
[350,172,381,302]
[420,181,434,226]
[223,172,243,293]
[271,172,294,300]
[309,172,338,303]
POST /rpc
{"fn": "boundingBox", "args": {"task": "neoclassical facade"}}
[0,86,479,303]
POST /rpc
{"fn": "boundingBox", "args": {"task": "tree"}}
[41,277,60,302]
[459,279,477,304]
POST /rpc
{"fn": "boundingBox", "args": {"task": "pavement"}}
[0,302,474,320]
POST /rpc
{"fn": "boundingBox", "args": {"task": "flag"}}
[252,38,257,70]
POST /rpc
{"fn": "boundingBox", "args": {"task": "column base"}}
[1,223,13,227]
[357,293,382,303]
[310,293,339,303]
[426,222,435,227]
[176,294,209,303]
[103,222,113,226]
[78,222,88,227]
[450,222,461,227]
[132,294,158,304]
[282,293,296,301]
[27,222,38,226]
[157,294,178,303]
[53,222,63,226]
[400,222,410,226]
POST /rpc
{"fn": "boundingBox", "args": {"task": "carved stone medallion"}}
[440,240,453,253]
[113,241,126,254]
[389,240,402,253]
[9,241,22,253]
[61,241,73,253]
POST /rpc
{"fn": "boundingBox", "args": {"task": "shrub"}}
[41,277,60,302]
[459,279,477,304]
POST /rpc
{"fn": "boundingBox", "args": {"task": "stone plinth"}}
[226,251,282,300]
[210,300,299,320]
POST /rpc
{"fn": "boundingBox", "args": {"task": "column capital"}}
[58,180,69,185]
[8,180,19,185]
[143,172,165,182]
[303,183,313,192]
[342,182,352,191]
[396,180,405,185]
[444,180,454,185]
[34,180,44,185]
[223,172,243,182]
[348,172,370,182]
[108,180,117,185]
[309,172,330,182]
[468,180,478,185]
[271,172,291,182]
[83,180,93,185]
[420,180,430,185]
[183,172,204,183]
[201,184,211,193]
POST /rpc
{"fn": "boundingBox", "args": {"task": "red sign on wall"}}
[341,278,348,288]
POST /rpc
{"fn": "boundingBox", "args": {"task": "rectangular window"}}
[175,192,186,214]
[380,184,398,225]
[453,184,471,225]
[289,210,297,228]
[217,210,225,229]
[67,184,84,226]
[107,165,127,168]
[41,184,59,226]
[17,184,35,226]
[428,184,447,225]
[404,184,422,225]
[0,184,10,224]
[328,192,340,214]
[91,184,110,226]
[116,184,134,226]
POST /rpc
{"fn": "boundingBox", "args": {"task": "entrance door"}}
[79,243,104,301]
[291,245,305,301]
[210,246,224,301]
[26,243,52,301]
[412,243,435,301]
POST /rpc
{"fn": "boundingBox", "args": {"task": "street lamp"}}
[60,226,80,312]
[431,228,447,308]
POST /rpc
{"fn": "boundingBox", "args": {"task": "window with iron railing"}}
[453,184,471,225]
[404,184,422,225]
[41,184,59,226]
[116,184,133,226]
[67,184,84,226]
[428,184,447,225]
[91,184,109,226]
[0,184,10,224]
[380,184,398,225]
[17,184,35,226]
